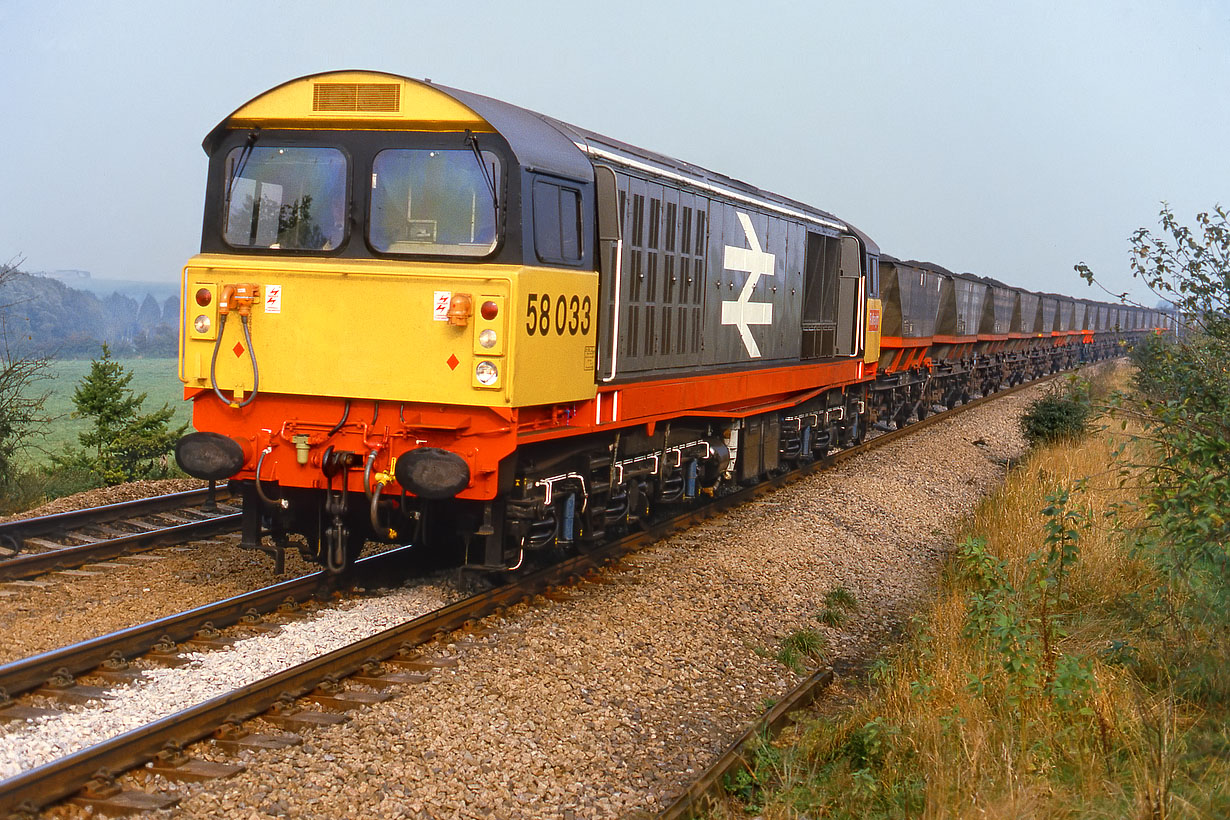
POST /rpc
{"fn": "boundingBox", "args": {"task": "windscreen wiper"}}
[465,129,499,213]
[226,128,261,197]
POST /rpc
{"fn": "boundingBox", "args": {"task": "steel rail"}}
[0,541,626,815]
[0,546,413,700]
[0,513,243,583]
[0,367,1075,814]
[657,668,836,820]
[0,486,231,544]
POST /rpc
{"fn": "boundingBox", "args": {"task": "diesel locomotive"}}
[174,70,1166,573]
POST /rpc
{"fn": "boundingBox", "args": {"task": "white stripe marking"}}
[575,143,847,233]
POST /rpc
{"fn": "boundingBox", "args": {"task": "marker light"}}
[475,360,499,386]
[195,287,212,306]
[480,300,499,320]
[478,329,498,349]
[447,293,473,327]
[194,314,212,334]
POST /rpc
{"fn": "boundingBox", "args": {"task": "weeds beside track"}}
[707,363,1229,820]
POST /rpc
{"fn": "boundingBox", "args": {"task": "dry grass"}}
[713,364,1228,819]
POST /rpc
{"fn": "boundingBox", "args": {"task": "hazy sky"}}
[1,0,1226,303]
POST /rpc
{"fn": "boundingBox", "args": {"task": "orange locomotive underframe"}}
[188,357,871,501]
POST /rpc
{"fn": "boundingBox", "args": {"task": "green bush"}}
[52,344,185,485]
[1020,380,1092,446]
[1087,205,1229,702]
[777,627,827,674]
[0,464,103,515]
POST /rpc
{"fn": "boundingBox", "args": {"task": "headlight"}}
[478,329,498,349]
[475,360,498,385]
[194,314,211,334]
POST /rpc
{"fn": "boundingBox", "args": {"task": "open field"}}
[19,357,191,467]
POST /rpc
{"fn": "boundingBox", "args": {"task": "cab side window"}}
[533,180,582,265]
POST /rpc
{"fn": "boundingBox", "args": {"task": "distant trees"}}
[0,270,107,356]
[132,293,177,354]
[161,293,180,326]
[0,272,177,357]
[136,294,162,328]
[0,269,184,510]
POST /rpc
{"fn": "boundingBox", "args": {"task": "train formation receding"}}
[174,71,1168,573]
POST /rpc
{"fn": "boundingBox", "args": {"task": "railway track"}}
[0,373,1063,815]
[657,666,837,820]
[0,539,440,709]
[0,485,241,584]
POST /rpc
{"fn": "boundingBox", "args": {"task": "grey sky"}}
[1,0,1226,304]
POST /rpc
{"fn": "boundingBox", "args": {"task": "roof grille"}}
[312,83,400,112]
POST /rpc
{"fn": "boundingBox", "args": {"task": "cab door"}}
[835,235,864,357]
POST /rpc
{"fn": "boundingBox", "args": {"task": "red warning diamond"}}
[446,354,460,371]
[233,342,245,358]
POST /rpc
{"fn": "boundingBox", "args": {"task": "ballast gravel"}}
[10,379,1058,818]
[0,584,453,779]
[0,478,205,523]
[0,476,318,665]
[0,532,323,664]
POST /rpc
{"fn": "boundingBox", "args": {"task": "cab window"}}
[369,148,501,256]
[533,180,582,265]
[222,146,347,251]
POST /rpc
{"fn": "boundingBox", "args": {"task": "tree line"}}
[0,270,178,357]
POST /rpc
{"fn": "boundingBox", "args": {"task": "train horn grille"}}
[312,82,400,112]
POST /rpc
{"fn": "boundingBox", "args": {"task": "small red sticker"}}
[233,342,245,357]
[446,354,460,371]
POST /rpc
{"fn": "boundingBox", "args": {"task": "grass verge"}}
[712,371,1228,819]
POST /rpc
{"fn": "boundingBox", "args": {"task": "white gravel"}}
[0,584,453,780]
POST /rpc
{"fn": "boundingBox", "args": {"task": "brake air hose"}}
[210,313,260,409]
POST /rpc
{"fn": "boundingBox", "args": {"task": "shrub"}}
[1087,206,1230,695]
[52,344,185,484]
[1020,379,1092,446]
[777,627,827,674]
[817,585,859,627]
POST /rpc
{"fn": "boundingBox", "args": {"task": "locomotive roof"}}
[202,70,875,251]
[443,80,868,245]
[541,116,864,244]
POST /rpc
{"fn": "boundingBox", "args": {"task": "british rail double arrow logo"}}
[720,211,776,358]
